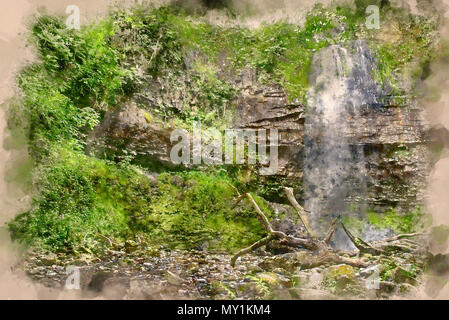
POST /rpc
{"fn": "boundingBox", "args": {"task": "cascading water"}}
[304,40,385,249]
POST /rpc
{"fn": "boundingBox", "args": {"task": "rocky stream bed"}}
[19,243,438,300]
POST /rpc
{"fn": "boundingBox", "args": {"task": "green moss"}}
[341,206,432,239]
[321,264,360,295]
[367,207,431,234]
[342,215,366,237]
[9,146,276,253]
[134,170,274,251]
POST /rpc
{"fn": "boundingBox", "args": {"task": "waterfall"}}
[304,40,384,249]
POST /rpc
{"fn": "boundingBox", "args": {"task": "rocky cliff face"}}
[234,41,437,223]
[233,75,305,178]
[87,104,174,167]
[89,40,443,224]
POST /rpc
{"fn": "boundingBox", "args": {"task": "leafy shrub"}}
[17,15,131,159]
[32,16,128,106]
[9,147,134,252]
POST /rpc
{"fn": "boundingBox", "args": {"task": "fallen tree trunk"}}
[229,186,426,270]
[230,189,366,268]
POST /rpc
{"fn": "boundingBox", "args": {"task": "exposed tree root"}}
[230,186,425,270]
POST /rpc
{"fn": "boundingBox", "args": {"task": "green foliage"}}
[9,147,135,252]
[112,6,184,78]
[342,215,367,237]
[18,15,130,159]
[9,146,273,253]
[379,258,421,283]
[17,65,96,158]
[379,258,397,281]
[112,3,369,106]
[342,207,431,237]
[187,63,237,127]
[31,16,128,106]
[111,6,238,125]
[230,10,338,101]
[17,3,442,154]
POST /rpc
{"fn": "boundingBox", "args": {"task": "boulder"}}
[87,104,174,166]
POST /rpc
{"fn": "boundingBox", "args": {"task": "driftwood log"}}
[230,186,425,268]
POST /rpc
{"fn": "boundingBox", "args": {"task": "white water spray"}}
[304,40,384,248]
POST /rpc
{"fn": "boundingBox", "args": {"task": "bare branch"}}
[231,235,274,267]
[246,193,273,232]
[324,218,338,244]
[148,33,163,66]
[382,232,426,242]
[227,182,241,196]
[330,253,369,268]
[283,187,316,237]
